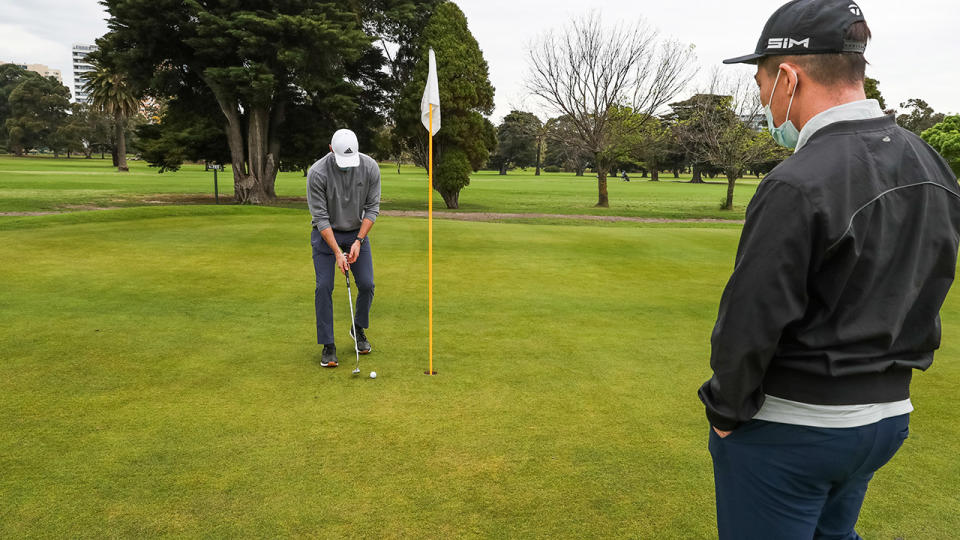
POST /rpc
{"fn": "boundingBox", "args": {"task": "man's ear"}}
[329,144,333,153]
[778,62,800,95]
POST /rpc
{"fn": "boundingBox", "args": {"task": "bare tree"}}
[674,69,779,210]
[527,12,697,207]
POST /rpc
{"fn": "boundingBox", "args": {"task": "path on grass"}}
[0,205,745,224]
[380,210,744,224]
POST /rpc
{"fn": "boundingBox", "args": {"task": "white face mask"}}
[764,68,800,149]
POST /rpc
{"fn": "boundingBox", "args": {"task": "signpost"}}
[205,162,223,204]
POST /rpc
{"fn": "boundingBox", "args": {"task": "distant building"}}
[0,61,63,83]
[72,43,98,104]
[740,112,766,132]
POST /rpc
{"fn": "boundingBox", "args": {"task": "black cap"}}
[723,0,867,65]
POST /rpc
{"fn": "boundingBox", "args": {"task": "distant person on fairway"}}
[307,129,381,368]
[699,1,960,538]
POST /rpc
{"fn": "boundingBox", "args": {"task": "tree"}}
[1,64,41,151]
[99,0,374,203]
[86,107,115,159]
[897,98,946,136]
[597,105,648,176]
[532,120,549,176]
[668,93,731,184]
[396,2,496,209]
[4,75,70,156]
[674,74,779,210]
[527,12,696,207]
[363,1,445,109]
[282,45,391,176]
[52,103,95,158]
[747,144,791,177]
[631,116,676,181]
[136,88,231,173]
[544,115,591,175]
[922,116,960,177]
[491,110,540,175]
[83,57,139,171]
[864,77,886,110]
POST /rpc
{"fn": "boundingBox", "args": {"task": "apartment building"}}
[0,61,63,83]
[72,43,98,104]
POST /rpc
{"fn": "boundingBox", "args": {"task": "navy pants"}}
[311,228,374,346]
[709,414,910,540]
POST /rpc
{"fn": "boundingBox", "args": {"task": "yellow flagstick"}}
[421,48,439,376]
[428,104,434,376]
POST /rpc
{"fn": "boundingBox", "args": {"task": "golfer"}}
[699,1,960,538]
[307,128,380,368]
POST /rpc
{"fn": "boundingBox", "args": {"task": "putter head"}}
[352,368,361,374]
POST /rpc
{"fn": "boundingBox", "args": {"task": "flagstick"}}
[428,103,435,376]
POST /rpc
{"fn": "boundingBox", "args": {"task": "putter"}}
[342,253,361,375]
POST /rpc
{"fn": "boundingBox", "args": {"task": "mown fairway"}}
[1,159,958,538]
[0,156,759,219]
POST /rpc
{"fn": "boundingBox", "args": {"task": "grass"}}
[1,158,958,537]
[2,207,958,537]
[0,155,758,219]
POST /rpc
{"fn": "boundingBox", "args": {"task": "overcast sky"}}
[2,0,957,122]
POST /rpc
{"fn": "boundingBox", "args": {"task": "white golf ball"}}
[369,371,377,379]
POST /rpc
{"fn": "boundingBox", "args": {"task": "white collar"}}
[795,99,885,152]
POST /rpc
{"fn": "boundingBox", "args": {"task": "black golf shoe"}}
[350,326,372,354]
[320,344,338,367]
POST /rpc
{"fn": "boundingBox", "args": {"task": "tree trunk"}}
[535,143,542,176]
[723,172,737,210]
[690,164,704,184]
[641,169,648,178]
[397,160,401,175]
[499,163,507,175]
[209,85,284,204]
[596,171,609,207]
[575,166,585,177]
[673,169,680,178]
[115,116,129,172]
[651,169,659,181]
[245,106,273,202]
[439,189,459,209]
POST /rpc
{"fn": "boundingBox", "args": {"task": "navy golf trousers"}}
[709,414,910,540]
[311,228,374,346]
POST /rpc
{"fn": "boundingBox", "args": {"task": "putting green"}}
[1,206,957,537]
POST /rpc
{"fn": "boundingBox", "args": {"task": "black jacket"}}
[699,114,960,431]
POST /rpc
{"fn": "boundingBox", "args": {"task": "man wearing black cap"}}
[307,128,380,368]
[699,1,960,538]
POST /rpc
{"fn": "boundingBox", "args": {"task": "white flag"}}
[420,48,441,136]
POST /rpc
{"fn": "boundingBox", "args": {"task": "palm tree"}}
[82,59,138,172]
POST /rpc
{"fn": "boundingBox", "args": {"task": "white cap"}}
[330,129,360,168]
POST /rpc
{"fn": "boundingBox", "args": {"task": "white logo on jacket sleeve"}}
[768,37,811,49]
[849,3,861,15]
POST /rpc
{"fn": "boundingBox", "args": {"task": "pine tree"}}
[398,2,496,209]
[99,0,373,203]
